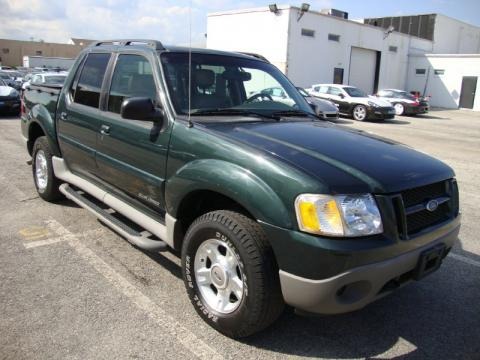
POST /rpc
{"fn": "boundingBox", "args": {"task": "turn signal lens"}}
[295,194,343,236]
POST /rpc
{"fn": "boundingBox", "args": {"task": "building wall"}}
[207,7,290,72]
[0,39,86,67]
[407,55,480,110]
[207,7,433,93]
[286,8,432,90]
[433,15,480,54]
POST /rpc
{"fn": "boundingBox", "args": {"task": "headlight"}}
[295,194,383,237]
[367,101,379,107]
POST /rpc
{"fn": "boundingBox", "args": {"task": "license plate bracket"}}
[414,244,446,280]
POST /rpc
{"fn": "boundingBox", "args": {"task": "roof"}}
[312,83,355,88]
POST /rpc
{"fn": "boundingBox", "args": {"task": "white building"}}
[407,54,480,110]
[207,6,480,110]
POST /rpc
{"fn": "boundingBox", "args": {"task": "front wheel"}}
[393,103,405,115]
[32,136,63,202]
[352,104,367,121]
[182,210,284,338]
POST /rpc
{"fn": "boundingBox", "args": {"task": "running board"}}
[59,183,168,252]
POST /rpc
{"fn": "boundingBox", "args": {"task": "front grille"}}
[406,202,450,234]
[402,181,446,207]
[392,179,458,239]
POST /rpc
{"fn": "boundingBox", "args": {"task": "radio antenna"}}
[187,0,193,128]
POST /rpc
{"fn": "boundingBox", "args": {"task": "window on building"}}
[434,69,445,76]
[333,68,344,84]
[108,54,157,114]
[35,50,42,55]
[301,28,315,37]
[388,46,398,53]
[415,68,426,75]
[328,34,340,42]
[74,53,111,108]
[2,48,9,54]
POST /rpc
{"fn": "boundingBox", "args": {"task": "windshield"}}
[394,91,416,100]
[44,75,67,84]
[160,52,313,118]
[344,87,367,98]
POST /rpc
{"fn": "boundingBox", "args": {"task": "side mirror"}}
[120,97,164,124]
[338,93,345,99]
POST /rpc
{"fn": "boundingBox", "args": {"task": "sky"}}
[0,0,479,45]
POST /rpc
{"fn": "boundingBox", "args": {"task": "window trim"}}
[71,51,113,109]
[105,52,159,115]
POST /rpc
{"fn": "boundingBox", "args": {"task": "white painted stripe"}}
[449,253,480,268]
[45,219,223,360]
[371,337,417,358]
[23,236,71,249]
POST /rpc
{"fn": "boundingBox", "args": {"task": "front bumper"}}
[408,104,429,114]
[261,216,460,314]
[0,99,20,113]
[367,106,396,120]
[319,110,339,121]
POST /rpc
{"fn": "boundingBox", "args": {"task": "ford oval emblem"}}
[426,199,439,212]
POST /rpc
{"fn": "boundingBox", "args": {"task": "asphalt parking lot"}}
[0,109,479,360]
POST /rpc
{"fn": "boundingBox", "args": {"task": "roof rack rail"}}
[91,39,165,51]
[237,52,270,63]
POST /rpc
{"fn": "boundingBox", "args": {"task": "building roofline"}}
[409,53,480,58]
[208,5,434,43]
[363,13,480,30]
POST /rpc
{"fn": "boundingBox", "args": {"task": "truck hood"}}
[205,120,454,194]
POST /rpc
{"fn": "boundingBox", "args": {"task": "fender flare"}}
[165,159,292,228]
[28,104,61,156]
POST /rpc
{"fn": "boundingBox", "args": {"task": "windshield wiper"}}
[271,109,318,119]
[189,108,279,120]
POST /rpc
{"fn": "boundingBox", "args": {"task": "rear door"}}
[57,52,111,178]
[94,53,172,211]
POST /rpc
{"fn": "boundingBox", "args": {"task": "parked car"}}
[375,89,429,116]
[308,84,395,121]
[21,39,460,338]
[297,87,339,120]
[0,71,22,91]
[0,79,21,115]
[22,72,68,90]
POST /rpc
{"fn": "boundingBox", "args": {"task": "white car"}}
[22,72,68,90]
[308,84,395,121]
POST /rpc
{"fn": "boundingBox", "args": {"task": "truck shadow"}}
[240,241,480,359]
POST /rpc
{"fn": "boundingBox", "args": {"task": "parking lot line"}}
[449,253,480,268]
[40,219,223,360]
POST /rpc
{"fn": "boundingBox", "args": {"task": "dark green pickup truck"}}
[21,39,460,338]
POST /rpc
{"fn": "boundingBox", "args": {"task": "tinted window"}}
[328,87,342,96]
[44,75,66,84]
[378,90,393,97]
[74,53,111,108]
[108,54,156,114]
[343,87,366,97]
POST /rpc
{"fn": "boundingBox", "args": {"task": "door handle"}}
[100,124,110,135]
[59,112,68,121]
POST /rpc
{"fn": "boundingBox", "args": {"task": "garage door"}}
[349,47,377,94]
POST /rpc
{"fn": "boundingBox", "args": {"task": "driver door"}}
[328,86,349,113]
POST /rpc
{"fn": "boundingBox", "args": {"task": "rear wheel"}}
[182,210,284,338]
[394,103,405,115]
[352,104,367,121]
[32,136,62,202]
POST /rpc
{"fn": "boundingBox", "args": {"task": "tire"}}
[182,210,284,338]
[32,136,63,202]
[352,104,367,121]
[393,103,405,116]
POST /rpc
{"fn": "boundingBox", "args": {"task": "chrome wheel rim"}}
[394,103,404,115]
[354,106,366,120]
[194,239,244,314]
[35,150,48,191]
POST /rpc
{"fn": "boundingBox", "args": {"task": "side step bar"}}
[60,184,168,252]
